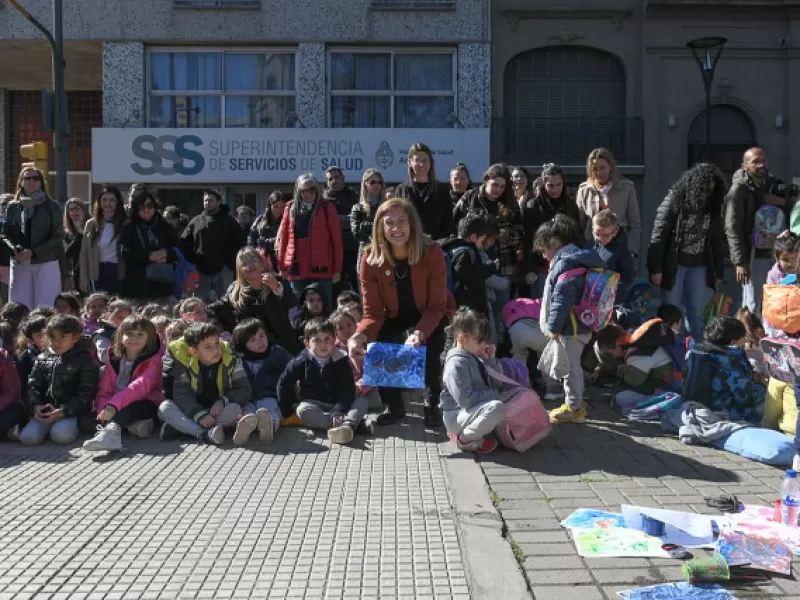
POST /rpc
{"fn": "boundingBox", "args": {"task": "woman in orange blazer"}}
[349,198,448,427]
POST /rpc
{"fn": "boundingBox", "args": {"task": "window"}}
[148,49,296,128]
[328,50,455,128]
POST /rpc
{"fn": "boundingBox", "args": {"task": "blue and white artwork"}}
[618,582,737,600]
[560,509,627,530]
[363,342,426,389]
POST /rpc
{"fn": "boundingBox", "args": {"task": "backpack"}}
[624,279,652,318]
[502,298,541,330]
[557,268,620,332]
[173,247,199,299]
[498,357,530,388]
[763,284,800,334]
[702,291,734,325]
[761,338,800,385]
[443,245,474,295]
[485,364,550,453]
[669,336,693,390]
[753,204,786,250]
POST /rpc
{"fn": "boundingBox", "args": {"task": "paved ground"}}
[1,388,796,600]
[479,391,799,600]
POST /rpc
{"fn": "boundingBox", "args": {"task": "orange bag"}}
[763,284,800,333]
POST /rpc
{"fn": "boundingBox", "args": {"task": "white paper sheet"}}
[621,505,721,548]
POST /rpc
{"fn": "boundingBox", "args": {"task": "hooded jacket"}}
[181,205,245,275]
[440,237,489,315]
[0,347,22,415]
[291,282,331,343]
[725,168,781,265]
[440,348,501,414]
[277,199,343,281]
[324,186,359,252]
[594,226,635,301]
[95,338,164,415]
[27,337,98,417]
[277,347,356,417]
[162,337,251,423]
[1,194,63,265]
[542,244,607,336]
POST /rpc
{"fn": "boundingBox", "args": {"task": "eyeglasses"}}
[382,217,409,229]
[23,176,41,182]
[367,180,382,186]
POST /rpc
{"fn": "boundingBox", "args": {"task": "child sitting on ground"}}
[83,316,164,451]
[16,315,47,400]
[535,214,606,424]
[683,316,765,424]
[20,315,98,445]
[140,303,168,320]
[82,292,109,337]
[231,319,292,446]
[94,299,134,364]
[159,322,252,445]
[0,346,24,442]
[176,297,208,323]
[336,290,362,322]
[151,315,171,350]
[165,319,191,345]
[331,307,359,351]
[767,231,798,284]
[735,306,766,377]
[54,292,81,316]
[278,317,364,445]
[441,308,505,453]
[291,283,330,345]
[592,209,635,301]
[594,304,682,394]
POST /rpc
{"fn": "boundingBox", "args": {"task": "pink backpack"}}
[486,365,551,453]
[557,267,620,332]
[502,298,541,329]
[761,338,800,384]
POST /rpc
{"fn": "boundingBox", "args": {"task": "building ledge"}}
[369,0,456,11]
[173,0,260,10]
[647,0,800,16]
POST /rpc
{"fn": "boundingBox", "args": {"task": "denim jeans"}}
[95,262,119,295]
[197,267,234,303]
[20,417,79,445]
[662,265,710,341]
[243,397,281,433]
[742,257,773,316]
[290,278,333,309]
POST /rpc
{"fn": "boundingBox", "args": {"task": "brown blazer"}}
[357,243,449,342]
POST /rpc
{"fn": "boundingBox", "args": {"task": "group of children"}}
[0,286,376,452]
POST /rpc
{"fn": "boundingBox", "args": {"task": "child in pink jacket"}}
[83,315,164,452]
[0,347,24,441]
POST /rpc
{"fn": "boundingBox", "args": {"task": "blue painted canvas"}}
[561,509,627,530]
[363,343,426,389]
[618,582,737,600]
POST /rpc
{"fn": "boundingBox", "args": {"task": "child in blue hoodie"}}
[535,214,606,424]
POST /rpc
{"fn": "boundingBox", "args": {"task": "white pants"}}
[742,257,773,316]
[10,260,62,310]
[508,319,548,363]
[562,336,590,410]
[443,400,506,442]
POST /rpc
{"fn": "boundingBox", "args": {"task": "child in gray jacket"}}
[441,309,506,453]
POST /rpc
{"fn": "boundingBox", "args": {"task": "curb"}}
[442,445,533,600]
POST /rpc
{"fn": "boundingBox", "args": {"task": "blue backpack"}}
[173,247,199,299]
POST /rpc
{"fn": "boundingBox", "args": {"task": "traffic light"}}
[20,141,49,182]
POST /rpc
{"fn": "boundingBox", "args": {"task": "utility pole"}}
[6,0,68,203]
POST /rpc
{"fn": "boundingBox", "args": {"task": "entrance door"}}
[227,188,268,215]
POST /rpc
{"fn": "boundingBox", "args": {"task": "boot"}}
[424,405,443,428]
[375,404,406,426]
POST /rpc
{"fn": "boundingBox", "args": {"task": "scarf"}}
[136,220,161,249]
[240,346,270,362]
[19,190,45,233]
[594,180,613,210]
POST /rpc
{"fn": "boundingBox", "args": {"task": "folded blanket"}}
[661,401,751,445]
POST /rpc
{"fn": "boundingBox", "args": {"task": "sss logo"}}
[131,134,205,176]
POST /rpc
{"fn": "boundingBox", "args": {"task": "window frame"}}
[326,47,458,128]
[146,46,299,128]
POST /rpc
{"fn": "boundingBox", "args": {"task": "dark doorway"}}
[687,105,756,182]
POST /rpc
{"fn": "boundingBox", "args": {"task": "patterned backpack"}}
[753,204,786,250]
[557,268,620,332]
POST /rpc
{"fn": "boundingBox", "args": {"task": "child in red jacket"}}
[0,347,24,441]
[83,315,164,452]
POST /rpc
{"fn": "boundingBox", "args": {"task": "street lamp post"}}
[686,37,727,163]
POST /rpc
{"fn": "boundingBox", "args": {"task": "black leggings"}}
[0,404,26,437]
[376,316,448,410]
[111,400,158,427]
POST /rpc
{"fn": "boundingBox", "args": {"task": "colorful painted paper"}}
[621,505,717,548]
[716,530,792,575]
[572,527,670,558]
[362,342,426,389]
[617,582,737,600]
[726,504,800,556]
[560,509,627,530]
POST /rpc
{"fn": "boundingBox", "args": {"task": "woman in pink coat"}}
[83,315,164,452]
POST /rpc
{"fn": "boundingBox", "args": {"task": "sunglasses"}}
[23,176,41,182]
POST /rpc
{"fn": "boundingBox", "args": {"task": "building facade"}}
[492,0,800,255]
[0,0,491,215]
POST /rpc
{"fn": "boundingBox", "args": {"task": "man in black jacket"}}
[324,167,359,297]
[181,189,246,301]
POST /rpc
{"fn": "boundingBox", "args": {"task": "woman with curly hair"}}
[647,163,727,340]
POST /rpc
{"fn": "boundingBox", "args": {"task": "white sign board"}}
[92,128,490,184]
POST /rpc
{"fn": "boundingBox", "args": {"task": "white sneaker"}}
[127,419,154,439]
[328,425,354,445]
[793,454,800,472]
[232,413,258,446]
[204,426,225,445]
[255,408,275,445]
[83,423,123,452]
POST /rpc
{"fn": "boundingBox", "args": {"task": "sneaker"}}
[456,435,499,453]
[6,425,20,442]
[127,419,154,439]
[424,405,443,428]
[83,423,123,452]
[160,423,182,441]
[793,454,800,472]
[549,403,587,424]
[328,425,355,445]
[203,426,225,445]
[255,408,275,445]
[280,413,303,427]
[232,413,258,446]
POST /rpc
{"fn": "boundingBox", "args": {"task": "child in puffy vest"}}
[535,214,606,424]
